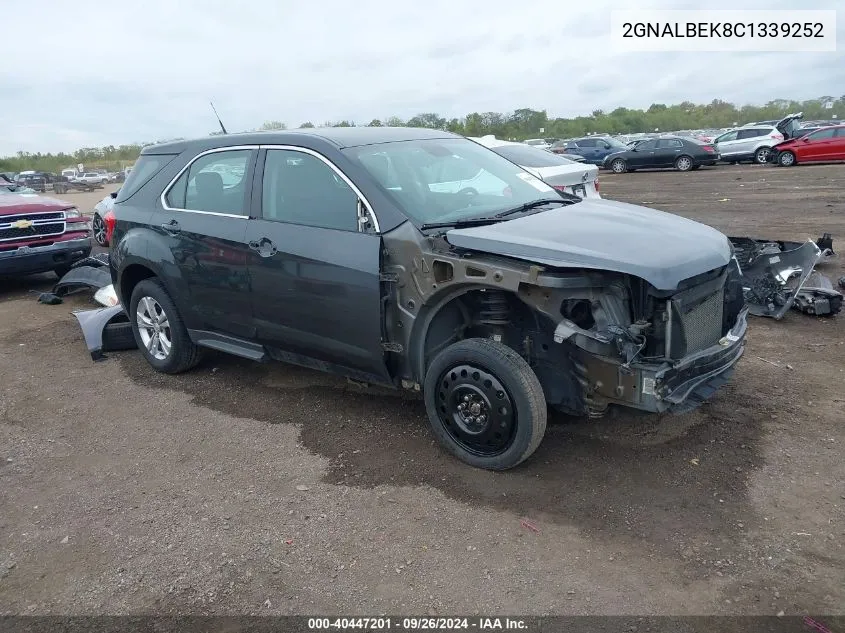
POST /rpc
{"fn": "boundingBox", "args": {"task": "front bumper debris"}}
[728,235,842,319]
[72,305,137,361]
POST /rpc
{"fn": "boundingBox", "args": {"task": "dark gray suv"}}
[111,127,747,470]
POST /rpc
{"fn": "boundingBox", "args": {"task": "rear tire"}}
[754,147,771,164]
[92,213,109,247]
[675,155,693,171]
[130,278,202,374]
[778,151,796,167]
[423,338,547,470]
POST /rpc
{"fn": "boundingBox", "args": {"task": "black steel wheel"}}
[424,338,547,470]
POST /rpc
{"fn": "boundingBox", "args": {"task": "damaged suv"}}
[111,128,747,470]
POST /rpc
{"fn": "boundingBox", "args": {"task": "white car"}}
[523,138,552,151]
[472,136,600,198]
[72,172,108,185]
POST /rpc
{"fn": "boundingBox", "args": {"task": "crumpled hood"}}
[446,198,732,290]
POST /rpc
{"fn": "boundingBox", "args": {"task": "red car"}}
[771,125,845,166]
[0,191,92,277]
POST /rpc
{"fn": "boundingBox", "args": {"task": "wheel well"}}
[419,289,539,376]
[119,264,156,308]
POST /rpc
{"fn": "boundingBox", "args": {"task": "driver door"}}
[627,139,656,167]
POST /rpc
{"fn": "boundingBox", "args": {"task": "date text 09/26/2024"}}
[308,617,528,630]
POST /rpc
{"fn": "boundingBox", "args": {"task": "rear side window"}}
[576,139,596,148]
[165,150,252,215]
[657,139,683,148]
[736,129,765,140]
[836,128,845,137]
[116,154,177,203]
[493,145,573,168]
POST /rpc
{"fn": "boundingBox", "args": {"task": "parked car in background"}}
[559,136,629,165]
[769,125,845,166]
[714,112,803,164]
[72,172,108,186]
[472,136,600,198]
[15,171,54,192]
[602,136,719,173]
[110,127,746,470]
[92,189,119,246]
[523,138,551,150]
[61,168,79,181]
[0,191,91,277]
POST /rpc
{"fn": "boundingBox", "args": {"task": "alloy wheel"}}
[676,156,692,171]
[611,159,626,173]
[136,296,172,360]
[436,364,516,456]
[92,214,107,246]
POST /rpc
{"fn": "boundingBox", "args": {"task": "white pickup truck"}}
[72,172,108,186]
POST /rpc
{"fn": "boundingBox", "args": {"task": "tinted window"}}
[262,150,358,231]
[736,129,765,140]
[117,154,177,203]
[657,139,683,148]
[576,139,596,148]
[492,145,574,168]
[806,128,837,140]
[635,140,657,150]
[165,149,251,215]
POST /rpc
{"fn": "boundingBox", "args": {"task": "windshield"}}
[344,138,569,225]
[492,144,577,168]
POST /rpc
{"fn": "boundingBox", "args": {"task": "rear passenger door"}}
[244,146,390,383]
[158,148,257,339]
[734,129,765,156]
[654,138,684,166]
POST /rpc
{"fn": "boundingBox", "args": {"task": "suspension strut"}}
[477,290,510,327]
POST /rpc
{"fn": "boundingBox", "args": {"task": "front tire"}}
[423,338,547,470]
[778,151,796,167]
[609,158,627,174]
[675,155,693,171]
[130,278,202,374]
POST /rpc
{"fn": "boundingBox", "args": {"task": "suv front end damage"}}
[382,219,747,419]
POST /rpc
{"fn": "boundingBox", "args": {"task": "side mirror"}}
[110,191,118,199]
[802,137,811,142]
[603,143,611,149]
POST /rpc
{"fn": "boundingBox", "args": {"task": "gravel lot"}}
[1,165,843,616]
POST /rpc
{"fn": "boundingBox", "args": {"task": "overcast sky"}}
[1,0,842,156]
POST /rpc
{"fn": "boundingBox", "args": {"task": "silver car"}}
[714,113,803,164]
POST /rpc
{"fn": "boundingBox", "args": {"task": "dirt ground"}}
[0,165,843,617]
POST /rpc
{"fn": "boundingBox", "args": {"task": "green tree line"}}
[3,96,842,174]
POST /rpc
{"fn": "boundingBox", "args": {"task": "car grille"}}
[678,288,725,354]
[0,212,66,242]
[666,272,727,359]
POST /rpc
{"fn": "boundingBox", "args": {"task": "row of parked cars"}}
[0,169,126,194]
[526,113,845,172]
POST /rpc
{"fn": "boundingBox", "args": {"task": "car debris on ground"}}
[41,253,137,360]
[728,233,842,319]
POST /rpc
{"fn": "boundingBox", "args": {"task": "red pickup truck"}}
[0,191,92,277]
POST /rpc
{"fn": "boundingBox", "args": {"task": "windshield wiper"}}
[420,217,502,230]
[494,198,570,218]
